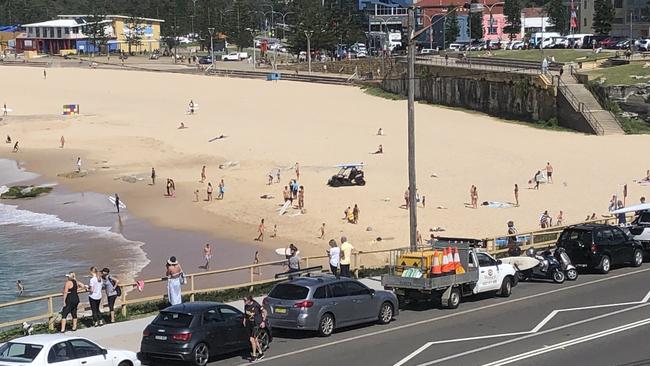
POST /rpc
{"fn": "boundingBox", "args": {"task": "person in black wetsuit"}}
[60,272,83,333]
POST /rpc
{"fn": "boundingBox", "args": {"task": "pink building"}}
[482,13,522,42]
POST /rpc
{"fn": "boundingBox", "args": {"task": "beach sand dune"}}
[1,66,648,265]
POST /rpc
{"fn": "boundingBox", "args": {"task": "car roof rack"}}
[274,266,324,281]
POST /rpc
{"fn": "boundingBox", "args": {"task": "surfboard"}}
[107,195,127,209]
[611,203,650,214]
[500,256,539,271]
[278,200,290,216]
[275,248,300,257]
[335,163,365,168]
[1,108,12,113]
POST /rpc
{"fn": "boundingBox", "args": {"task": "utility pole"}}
[246,28,256,70]
[208,27,215,68]
[171,25,179,64]
[305,30,313,73]
[407,6,417,251]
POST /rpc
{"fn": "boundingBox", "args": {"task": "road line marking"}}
[482,318,650,366]
[240,268,650,366]
[530,310,558,333]
[393,342,434,366]
[414,302,650,366]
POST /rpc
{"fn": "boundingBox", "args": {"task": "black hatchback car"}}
[138,302,271,366]
[556,224,644,274]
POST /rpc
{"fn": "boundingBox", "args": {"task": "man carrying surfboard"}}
[114,194,121,214]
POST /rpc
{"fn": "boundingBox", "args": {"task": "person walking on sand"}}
[203,244,213,270]
[166,256,183,305]
[339,237,354,278]
[556,210,564,226]
[218,179,225,200]
[76,157,82,172]
[295,162,300,180]
[60,272,83,333]
[253,251,261,276]
[256,219,265,241]
[166,179,171,196]
[298,186,304,209]
[151,167,156,185]
[200,165,206,183]
[546,162,554,184]
[88,267,103,327]
[319,223,326,239]
[353,204,360,224]
[207,182,213,201]
[514,184,519,206]
[3,103,7,116]
[114,193,121,214]
[16,280,24,296]
[12,141,18,152]
[327,239,340,277]
[283,186,291,204]
[60,135,65,148]
[100,268,119,323]
[189,100,195,114]
[194,189,199,202]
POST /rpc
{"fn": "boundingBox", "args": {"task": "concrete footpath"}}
[70,277,385,352]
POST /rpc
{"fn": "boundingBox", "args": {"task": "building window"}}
[64,27,69,34]
[488,26,498,35]
[394,7,407,15]
[72,27,78,34]
[614,0,623,8]
[35,28,40,37]
[50,27,54,37]
[57,28,62,38]
[583,17,587,26]
[583,0,587,9]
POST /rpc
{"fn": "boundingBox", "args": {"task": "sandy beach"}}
[1,65,649,275]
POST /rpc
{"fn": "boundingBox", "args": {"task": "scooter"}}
[553,247,578,281]
[518,248,565,284]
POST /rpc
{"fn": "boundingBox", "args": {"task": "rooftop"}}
[58,15,165,23]
[23,19,85,28]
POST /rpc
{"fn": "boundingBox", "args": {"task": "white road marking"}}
[482,317,650,366]
[394,289,650,365]
[238,267,650,366]
[414,302,650,366]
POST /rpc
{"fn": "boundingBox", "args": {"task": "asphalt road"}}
[205,265,650,366]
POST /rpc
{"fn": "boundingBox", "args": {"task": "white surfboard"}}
[611,203,650,214]
[108,195,127,209]
[500,256,539,271]
[335,163,365,168]
[1,108,13,113]
[277,200,290,216]
[275,248,300,257]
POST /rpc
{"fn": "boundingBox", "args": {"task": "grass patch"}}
[489,49,614,63]
[0,186,53,199]
[360,85,406,100]
[584,63,650,86]
[618,117,650,134]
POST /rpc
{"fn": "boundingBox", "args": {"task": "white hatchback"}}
[0,334,140,366]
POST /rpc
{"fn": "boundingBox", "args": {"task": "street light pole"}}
[305,30,313,73]
[208,27,215,68]
[171,25,179,64]
[407,6,417,251]
[247,29,256,70]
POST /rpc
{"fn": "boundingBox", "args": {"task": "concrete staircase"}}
[557,73,625,135]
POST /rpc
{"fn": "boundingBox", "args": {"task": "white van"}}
[565,34,593,48]
[448,43,463,51]
[530,32,561,48]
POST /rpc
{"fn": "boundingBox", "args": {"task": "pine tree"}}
[469,0,484,41]
[546,0,569,34]
[503,0,522,40]
[593,0,615,35]
[444,6,460,47]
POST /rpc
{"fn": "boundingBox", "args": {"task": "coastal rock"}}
[1,185,53,199]
[58,171,88,179]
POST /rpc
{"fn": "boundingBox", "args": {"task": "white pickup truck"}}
[382,239,518,309]
[222,52,248,61]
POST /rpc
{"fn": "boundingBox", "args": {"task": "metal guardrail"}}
[557,77,605,135]
[0,214,626,333]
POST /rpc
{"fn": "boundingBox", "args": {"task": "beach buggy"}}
[327,164,365,187]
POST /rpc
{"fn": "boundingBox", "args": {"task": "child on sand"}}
[218,179,225,200]
[60,136,65,148]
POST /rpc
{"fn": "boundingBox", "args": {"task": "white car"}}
[0,334,140,366]
[222,52,248,61]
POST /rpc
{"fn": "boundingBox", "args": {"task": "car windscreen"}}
[268,284,310,300]
[152,311,194,328]
[0,342,43,363]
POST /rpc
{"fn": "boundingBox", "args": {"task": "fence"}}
[0,216,626,332]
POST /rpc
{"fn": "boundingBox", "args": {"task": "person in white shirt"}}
[88,266,103,327]
[327,239,341,278]
[339,236,354,278]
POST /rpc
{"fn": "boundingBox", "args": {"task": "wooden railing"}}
[0,215,626,332]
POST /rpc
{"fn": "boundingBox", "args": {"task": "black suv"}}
[138,302,271,366]
[556,224,644,274]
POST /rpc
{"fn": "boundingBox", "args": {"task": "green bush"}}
[1,186,53,199]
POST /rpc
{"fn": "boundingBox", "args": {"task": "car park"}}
[139,302,271,366]
[264,276,398,337]
[556,224,644,274]
[0,334,139,366]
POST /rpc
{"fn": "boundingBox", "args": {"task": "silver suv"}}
[263,276,398,337]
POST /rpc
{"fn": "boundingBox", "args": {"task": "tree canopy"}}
[593,0,615,35]
[503,0,523,40]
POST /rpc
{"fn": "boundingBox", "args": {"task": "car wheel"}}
[378,302,394,325]
[599,256,611,274]
[497,277,512,297]
[356,178,366,186]
[446,288,461,309]
[566,268,578,281]
[191,343,209,366]
[632,249,643,267]
[552,269,566,284]
[257,329,270,352]
[317,313,335,337]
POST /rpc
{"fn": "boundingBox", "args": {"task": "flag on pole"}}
[570,0,577,29]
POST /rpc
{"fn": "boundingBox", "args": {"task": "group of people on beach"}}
[60,267,120,333]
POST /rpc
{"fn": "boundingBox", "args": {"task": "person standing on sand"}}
[271,224,277,238]
[60,136,65,148]
[327,240,340,278]
[295,162,300,180]
[298,186,304,209]
[166,257,183,306]
[151,168,156,185]
[256,219,265,241]
[76,157,82,172]
[60,273,83,333]
[3,103,7,116]
[114,193,121,214]
[12,141,18,152]
[283,186,290,204]
[276,170,281,183]
[404,188,410,208]
[203,244,213,270]
[43,69,47,79]
[253,251,261,276]
[353,204,360,224]
[194,190,199,202]
[514,184,519,206]
[166,179,171,196]
[170,179,176,197]
[319,223,326,239]
[218,179,225,200]
[201,166,206,183]
[189,100,195,114]
[556,210,564,226]
[416,230,423,245]
[207,182,213,201]
[546,162,554,184]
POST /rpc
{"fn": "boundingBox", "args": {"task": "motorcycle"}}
[518,248,565,284]
[553,247,578,281]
